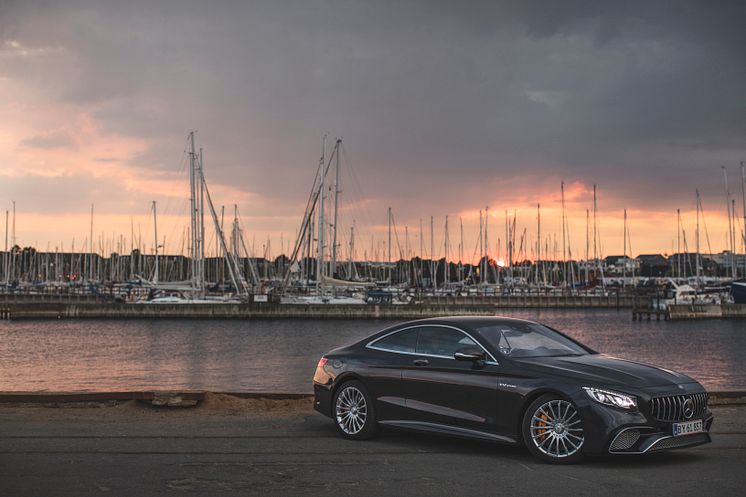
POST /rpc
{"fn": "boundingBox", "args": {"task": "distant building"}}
[636,254,668,277]
[667,251,746,277]
[603,255,639,274]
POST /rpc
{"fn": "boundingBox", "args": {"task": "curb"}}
[0,391,313,405]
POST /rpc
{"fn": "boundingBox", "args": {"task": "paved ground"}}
[0,396,744,496]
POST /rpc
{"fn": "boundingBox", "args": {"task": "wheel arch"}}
[329,372,367,411]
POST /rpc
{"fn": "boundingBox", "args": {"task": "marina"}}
[1,136,745,313]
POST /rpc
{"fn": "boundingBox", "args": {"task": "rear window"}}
[370,328,418,353]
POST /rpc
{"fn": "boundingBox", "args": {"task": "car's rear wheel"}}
[333,380,376,440]
[522,394,584,464]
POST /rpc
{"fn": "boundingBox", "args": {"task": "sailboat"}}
[280,137,372,304]
[136,132,247,304]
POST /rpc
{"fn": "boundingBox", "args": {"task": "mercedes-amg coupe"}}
[313,316,713,464]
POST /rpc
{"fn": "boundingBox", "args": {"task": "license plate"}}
[672,419,703,436]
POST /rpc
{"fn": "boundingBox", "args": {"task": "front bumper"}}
[606,417,713,454]
[572,389,714,455]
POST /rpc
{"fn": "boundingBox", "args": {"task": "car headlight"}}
[583,387,637,410]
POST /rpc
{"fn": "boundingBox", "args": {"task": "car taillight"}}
[317,357,328,368]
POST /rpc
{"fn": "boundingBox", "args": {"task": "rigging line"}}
[390,213,405,260]
[339,145,377,236]
[470,221,481,266]
[341,145,379,234]
[699,196,714,256]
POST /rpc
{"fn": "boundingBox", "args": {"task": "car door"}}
[363,326,421,420]
[401,325,500,433]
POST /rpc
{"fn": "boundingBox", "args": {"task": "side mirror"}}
[454,347,486,362]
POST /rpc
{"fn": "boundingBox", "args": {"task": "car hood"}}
[513,354,697,389]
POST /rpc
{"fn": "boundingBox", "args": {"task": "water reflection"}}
[0,311,742,392]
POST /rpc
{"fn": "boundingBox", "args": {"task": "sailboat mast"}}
[695,189,701,289]
[484,206,489,285]
[723,166,735,280]
[419,218,424,289]
[152,201,159,284]
[536,203,541,286]
[561,181,567,288]
[623,208,627,284]
[388,207,392,263]
[459,217,464,283]
[479,210,483,286]
[317,136,326,295]
[430,216,434,289]
[4,210,7,284]
[593,185,598,281]
[504,210,509,285]
[232,205,239,261]
[198,148,205,293]
[677,209,682,279]
[444,215,449,288]
[348,224,355,279]
[331,139,341,277]
[188,131,198,293]
[387,206,392,283]
[741,161,746,278]
[89,203,94,282]
[584,208,589,286]
[733,199,738,277]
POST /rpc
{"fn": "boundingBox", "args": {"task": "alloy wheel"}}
[530,399,584,458]
[335,385,368,435]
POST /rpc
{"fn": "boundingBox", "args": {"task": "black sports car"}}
[313,316,713,464]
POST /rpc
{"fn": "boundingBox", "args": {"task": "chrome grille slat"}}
[649,392,708,422]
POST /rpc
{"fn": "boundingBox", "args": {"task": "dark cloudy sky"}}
[1,0,744,259]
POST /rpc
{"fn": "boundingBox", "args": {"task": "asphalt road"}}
[0,399,744,496]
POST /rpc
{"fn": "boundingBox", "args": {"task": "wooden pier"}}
[632,303,746,320]
[632,306,668,321]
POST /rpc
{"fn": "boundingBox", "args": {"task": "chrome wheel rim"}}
[530,399,584,458]
[335,386,368,435]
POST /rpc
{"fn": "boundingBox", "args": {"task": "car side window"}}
[371,328,418,353]
[416,327,478,357]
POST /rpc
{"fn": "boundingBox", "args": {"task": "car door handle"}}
[413,359,429,367]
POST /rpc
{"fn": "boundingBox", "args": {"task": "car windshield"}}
[475,322,589,358]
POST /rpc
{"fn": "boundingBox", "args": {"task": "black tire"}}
[332,380,377,440]
[522,394,585,464]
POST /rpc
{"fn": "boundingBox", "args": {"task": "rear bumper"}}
[313,382,333,418]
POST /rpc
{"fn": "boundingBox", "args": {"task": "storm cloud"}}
[0,0,744,254]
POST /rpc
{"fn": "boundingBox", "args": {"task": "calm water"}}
[0,310,743,393]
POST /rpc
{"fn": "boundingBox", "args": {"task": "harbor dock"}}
[0,294,636,320]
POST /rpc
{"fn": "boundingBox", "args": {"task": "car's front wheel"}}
[332,380,377,440]
[522,394,585,464]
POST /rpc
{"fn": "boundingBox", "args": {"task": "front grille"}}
[649,433,710,451]
[649,392,708,422]
[609,429,641,451]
